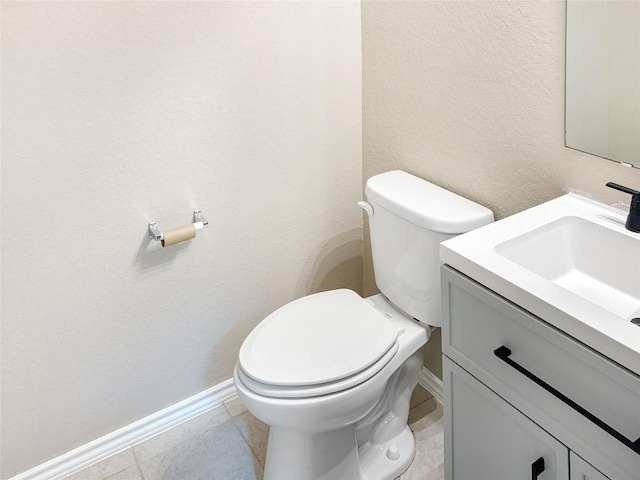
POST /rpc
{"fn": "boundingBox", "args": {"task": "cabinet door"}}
[444,357,569,480]
[570,452,610,480]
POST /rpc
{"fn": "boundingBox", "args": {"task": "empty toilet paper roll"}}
[161,224,196,247]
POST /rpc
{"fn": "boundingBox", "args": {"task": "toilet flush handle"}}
[357,201,374,217]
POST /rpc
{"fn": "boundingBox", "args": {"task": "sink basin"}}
[495,216,640,322]
[440,193,640,375]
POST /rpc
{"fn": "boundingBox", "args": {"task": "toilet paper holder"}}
[148,210,208,242]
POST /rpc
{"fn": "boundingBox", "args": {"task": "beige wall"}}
[0,2,362,477]
[362,0,640,378]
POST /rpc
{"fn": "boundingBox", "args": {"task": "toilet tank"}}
[364,171,494,327]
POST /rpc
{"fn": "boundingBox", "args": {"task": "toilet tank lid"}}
[365,170,494,234]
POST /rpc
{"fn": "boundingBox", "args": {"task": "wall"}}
[0,2,362,477]
[362,0,640,378]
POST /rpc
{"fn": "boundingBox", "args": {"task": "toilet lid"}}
[236,341,399,398]
[238,289,399,387]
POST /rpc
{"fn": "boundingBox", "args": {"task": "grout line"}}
[129,446,146,480]
[130,447,141,466]
[134,462,145,480]
[223,404,231,417]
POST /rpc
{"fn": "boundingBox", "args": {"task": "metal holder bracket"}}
[193,210,208,228]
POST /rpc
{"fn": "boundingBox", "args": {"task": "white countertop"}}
[440,193,640,376]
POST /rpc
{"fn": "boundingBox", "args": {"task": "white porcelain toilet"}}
[233,170,493,480]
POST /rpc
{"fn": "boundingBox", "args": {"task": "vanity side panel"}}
[441,265,640,480]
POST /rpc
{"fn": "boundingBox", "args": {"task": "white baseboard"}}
[418,366,443,405]
[13,368,441,480]
[10,379,237,480]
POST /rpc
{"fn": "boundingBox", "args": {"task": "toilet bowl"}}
[234,170,494,480]
[234,292,428,480]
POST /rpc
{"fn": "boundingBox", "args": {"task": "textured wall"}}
[362,0,640,378]
[0,2,362,477]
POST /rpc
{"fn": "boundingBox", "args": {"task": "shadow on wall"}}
[204,228,364,386]
[295,228,364,298]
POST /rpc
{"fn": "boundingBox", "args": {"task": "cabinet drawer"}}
[442,266,640,480]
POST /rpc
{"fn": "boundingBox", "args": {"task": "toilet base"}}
[263,425,361,480]
[261,350,422,480]
[359,424,415,480]
[262,422,415,480]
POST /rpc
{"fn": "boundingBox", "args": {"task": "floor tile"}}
[410,384,432,408]
[231,412,269,468]
[425,461,445,479]
[137,430,212,480]
[224,396,248,417]
[104,465,144,480]
[62,449,136,480]
[410,400,442,435]
[66,391,444,480]
[138,420,263,480]
[402,402,444,480]
[203,420,264,480]
[408,396,439,425]
[401,416,444,480]
[133,405,230,463]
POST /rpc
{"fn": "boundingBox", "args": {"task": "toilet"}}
[233,170,494,480]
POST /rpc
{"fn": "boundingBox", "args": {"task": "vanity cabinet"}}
[441,266,640,480]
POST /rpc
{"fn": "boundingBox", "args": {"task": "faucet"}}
[606,182,640,233]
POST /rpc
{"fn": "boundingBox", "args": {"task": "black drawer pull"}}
[531,457,545,479]
[494,346,640,455]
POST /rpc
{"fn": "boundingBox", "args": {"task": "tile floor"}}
[63,385,443,480]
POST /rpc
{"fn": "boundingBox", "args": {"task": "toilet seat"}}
[237,340,398,398]
[238,289,399,397]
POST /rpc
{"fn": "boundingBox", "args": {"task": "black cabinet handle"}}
[494,346,640,455]
[531,457,545,479]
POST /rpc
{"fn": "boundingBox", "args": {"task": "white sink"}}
[440,193,640,375]
[495,216,640,322]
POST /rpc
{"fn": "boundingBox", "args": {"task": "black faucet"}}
[606,182,640,233]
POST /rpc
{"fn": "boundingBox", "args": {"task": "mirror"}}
[565,0,640,167]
